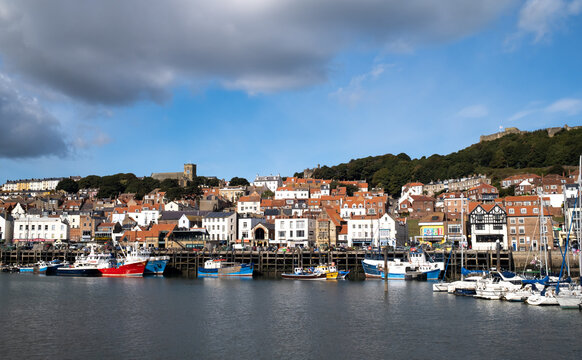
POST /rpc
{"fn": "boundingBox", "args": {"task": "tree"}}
[56,178,79,194]
[261,190,274,199]
[229,177,250,186]
[78,175,101,189]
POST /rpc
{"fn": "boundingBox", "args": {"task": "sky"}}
[0,0,582,185]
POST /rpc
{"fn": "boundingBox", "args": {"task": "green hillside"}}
[309,127,582,196]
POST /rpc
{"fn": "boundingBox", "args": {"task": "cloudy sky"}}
[0,0,581,184]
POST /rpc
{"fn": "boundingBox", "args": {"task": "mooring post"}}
[496,240,501,271]
[384,245,388,292]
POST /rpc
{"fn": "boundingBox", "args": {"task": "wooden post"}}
[384,245,388,292]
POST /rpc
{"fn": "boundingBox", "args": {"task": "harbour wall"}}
[1,249,579,280]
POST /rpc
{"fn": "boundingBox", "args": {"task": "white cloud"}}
[330,63,392,106]
[514,0,582,42]
[456,104,489,118]
[0,0,515,104]
[507,109,536,122]
[545,98,582,115]
[507,97,582,122]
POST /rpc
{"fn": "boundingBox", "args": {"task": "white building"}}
[346,213,396,248]
[398,182,424,210]
[275,187,309,200]
[203,212,237,243]
[252,175,283,192]
[468,204,508,251]
[274,217,316,247]
[237,194,262,215]
[238,217,265,242]
[112,205,161,227]
[13,216,69,242]
[0,214,13,242]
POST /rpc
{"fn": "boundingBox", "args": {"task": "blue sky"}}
[0,0,581,185]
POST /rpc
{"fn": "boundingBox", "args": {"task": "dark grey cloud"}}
[0,75,69,158]
[0,0,516,104]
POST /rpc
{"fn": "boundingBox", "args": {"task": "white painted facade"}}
[0,214,13,242]
[275,188,309,200]
[238,217,264,241]
[253,175,283,192]
[13,216,69,242]
[340,203,366,219]
[346,213,396,247]
[274,217,315,247]
[203,212,237,242]
[237,199,261,216]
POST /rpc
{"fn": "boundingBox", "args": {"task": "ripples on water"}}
[1,275,581,360]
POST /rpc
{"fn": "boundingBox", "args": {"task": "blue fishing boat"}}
[362,249,442,280]
[18,261,48,273]
[198,259,253,277]
[144,256,170,275]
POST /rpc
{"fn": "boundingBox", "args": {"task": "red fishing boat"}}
[98,257,148,277]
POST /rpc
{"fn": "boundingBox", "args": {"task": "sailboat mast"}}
[578,155,581,282]
[541,194,549,276]
[461,193,465,281]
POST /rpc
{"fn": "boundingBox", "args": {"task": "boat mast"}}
[578,155,581,283]
[461,192,465,281]
[539,193,548,276]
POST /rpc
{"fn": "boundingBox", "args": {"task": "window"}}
[476,224,485,230]
[296,230,305,237]
[519,227,525,234]
[533,208,539,214]
[509,209,515,214]
[520,208,527,214]
[448,225,461,234]
[510,227,516,234]
[278,231,285,238]
[510,218,516,224]
[518,218,524,224]
[519,237,525,244]
[493,225,503,230]
[289,231,293,237]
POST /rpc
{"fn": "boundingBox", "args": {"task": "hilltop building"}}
[151,163,196,186]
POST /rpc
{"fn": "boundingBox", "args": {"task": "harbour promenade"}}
[2,248,577,279]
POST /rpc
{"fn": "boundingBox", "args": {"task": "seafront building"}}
[0,167,577,252]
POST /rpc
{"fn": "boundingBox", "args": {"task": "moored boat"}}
[281,267,328,280]
[362,250,441,281]
[18,261,48,274]
[198,259,253,277]
[99,258,148,277]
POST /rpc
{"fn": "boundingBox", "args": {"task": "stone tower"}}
[183,163,196,181]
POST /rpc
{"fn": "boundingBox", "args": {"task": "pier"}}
[2,248,579,279]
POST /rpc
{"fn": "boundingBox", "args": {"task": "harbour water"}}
[1,275,581,359]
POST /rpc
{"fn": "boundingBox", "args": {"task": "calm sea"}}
[0,274,581,360]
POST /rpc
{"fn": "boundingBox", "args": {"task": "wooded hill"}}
[308,127,582,197]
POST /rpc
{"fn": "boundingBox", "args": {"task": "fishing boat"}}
[131,245,169,275]
[281,267,328,280]
[56,246,109,276]
[45,259,66,275]
[99,256,148,277]
[18,261,48,274]
[362,249,441,280]
[198,259,253,277]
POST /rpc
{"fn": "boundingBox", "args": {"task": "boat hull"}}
[198,263,253,277]
[144,257,169,275]
[99,260,147,277]
[281,273,327,280]
[56,267,102,277]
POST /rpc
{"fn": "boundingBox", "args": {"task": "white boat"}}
[447,275,484,296]
[526,289,559,306]
[474,276,522,300]
[503,284,537,302]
